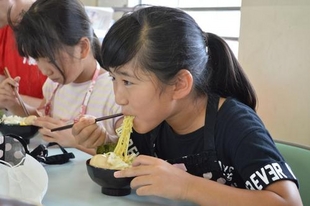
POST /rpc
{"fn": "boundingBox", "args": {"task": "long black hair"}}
[101,6,257,110]
[9,0,102,81]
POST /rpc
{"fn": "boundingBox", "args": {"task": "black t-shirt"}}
[127,97,298,190]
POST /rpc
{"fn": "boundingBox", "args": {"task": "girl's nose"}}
[113,85,128,106]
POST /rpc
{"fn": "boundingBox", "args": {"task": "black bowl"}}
[86,159,133,196]
[0,124,39,143]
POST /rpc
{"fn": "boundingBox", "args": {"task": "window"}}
[126,0,241,56]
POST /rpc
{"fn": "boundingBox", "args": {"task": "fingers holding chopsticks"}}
[0,75,20,93]
[3,67,20,89]
[72,115,96,135]
[34,116,80,148]
[72,115,106,148]
[0,75,21,107]
[3,68,30,116]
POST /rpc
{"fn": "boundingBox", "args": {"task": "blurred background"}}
[81,0,310,147]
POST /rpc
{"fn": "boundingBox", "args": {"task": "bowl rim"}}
[86,158,124,171]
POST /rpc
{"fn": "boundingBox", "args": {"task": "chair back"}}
[275,140,310,205]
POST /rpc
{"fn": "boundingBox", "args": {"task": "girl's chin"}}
[132,125,151,134]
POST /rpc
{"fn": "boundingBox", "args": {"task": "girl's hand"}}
[0,76,20,110]
[72,115,107,148]
[34,116,77,147]
[114,155,193,201]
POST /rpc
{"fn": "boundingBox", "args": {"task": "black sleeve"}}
[216,99,299,190]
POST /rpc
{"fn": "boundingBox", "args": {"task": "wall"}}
[80,0,128,20]
[238,0,310,146]
[80,0,97,6]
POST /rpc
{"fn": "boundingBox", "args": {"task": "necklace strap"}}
[44,84,60,116]
[77,61,101,119]
[43,61,101,120]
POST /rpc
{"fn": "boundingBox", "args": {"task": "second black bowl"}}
[0,124,39,143]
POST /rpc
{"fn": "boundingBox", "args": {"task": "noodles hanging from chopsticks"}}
[114,116,135,162]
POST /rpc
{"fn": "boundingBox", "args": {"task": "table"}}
[29,137,197,206]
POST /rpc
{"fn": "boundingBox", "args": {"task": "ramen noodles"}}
[90,116,135,169]
[114,116,135,161]
[90,152,132,170]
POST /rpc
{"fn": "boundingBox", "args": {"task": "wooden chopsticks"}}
[4,67,30,116]
[50,113,123,132]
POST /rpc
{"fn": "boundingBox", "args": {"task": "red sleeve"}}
[0,26,47,98]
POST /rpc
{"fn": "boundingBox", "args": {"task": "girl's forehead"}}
[113,63,155,81]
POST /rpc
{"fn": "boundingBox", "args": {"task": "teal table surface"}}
[28,137,196,206]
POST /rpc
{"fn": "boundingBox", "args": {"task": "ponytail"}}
[204,32,257,110]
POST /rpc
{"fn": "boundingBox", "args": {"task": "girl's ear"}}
[78,37,91,59]
[172,69,193,100]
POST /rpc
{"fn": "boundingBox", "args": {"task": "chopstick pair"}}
[4,67,30,116]
[50,113,123,132]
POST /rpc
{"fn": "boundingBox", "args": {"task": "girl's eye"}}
[123,80,132,86]
[108,73,132,85]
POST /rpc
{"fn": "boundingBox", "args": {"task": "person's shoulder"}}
[217,97,264,131]
[219,97,256,117]
[97,71,111,81]
[42,78,57,91]
[43,78,55,85]
[215,97,268,155]
[96,72,113,88]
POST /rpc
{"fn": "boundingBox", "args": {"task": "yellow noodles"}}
[114,116,135,162]
[91,116,135,169]
[90,152,132,170]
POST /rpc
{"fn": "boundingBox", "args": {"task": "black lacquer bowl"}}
[86,159,133,196]
[0,124,39,144]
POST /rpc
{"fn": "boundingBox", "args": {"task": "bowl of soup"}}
[0,115,39,143]
[86,153,134,196]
